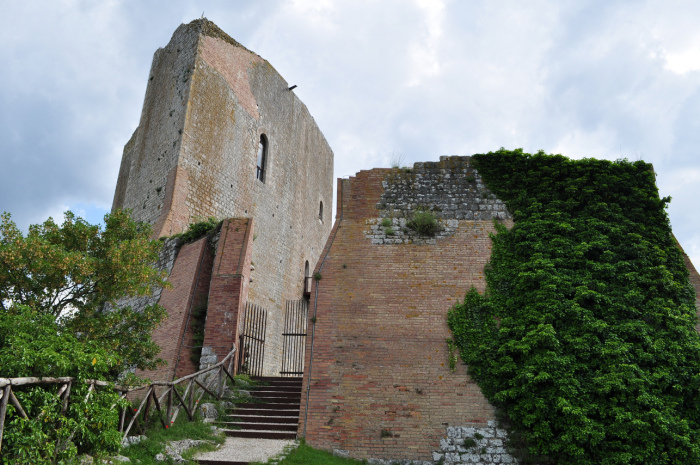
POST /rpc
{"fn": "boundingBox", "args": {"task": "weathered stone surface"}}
[367,157,511,245]
[200,402,218,421]
[434,424,517,464]
[300,168,512,463]
[121,435,147,447]
[113,18,334,376]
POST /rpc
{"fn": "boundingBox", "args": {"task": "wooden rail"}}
[0,346,236,452]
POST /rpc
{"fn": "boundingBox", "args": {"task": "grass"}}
[118,416,224,464]
[117,375,257,464]
[253,440,369,464]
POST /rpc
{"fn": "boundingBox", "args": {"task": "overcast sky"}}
[1,0,699,266]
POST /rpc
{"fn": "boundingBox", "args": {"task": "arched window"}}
[256,134,268,182]
[319,201,324,221]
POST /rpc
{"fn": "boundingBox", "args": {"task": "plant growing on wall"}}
[406,207,441,236]
[448,149,700,464]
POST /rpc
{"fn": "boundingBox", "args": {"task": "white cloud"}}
[405,0,446,87]
[2,0,700,262]
[664,48,700,75]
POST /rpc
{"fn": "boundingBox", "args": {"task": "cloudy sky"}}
[1,0,699,265]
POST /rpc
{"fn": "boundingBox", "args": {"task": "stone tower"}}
[112,19,334,376]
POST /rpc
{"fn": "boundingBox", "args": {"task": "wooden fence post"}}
[0,385,10,453]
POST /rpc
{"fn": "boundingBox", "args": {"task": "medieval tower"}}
[112,19,333,377]
[112,19,700,465]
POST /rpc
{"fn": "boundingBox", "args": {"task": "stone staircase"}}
[219,376,302,440]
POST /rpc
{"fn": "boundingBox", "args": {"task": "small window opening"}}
[256,134,268,182]
[319,201,324,221]
[304,260,311,297]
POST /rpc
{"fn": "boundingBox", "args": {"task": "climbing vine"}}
[448,149,700,464]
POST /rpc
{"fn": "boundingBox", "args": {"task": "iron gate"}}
[237,302,267,377]
[280,299,309,376]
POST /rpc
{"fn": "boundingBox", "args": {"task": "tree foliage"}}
[0,209,168,371]
[0,209,169,462]
[448,149,700,464]
[0,308,127,463]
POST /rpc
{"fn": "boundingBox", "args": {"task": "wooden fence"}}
[0,346,236,452]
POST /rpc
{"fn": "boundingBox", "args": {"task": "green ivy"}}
[448,149,700,464]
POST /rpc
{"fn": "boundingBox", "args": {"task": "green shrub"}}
[448,149,700,464]
[0,210,169,462]
[0,309,128,463]
[464,438,477,448]
[407,208,440,236]
[381,217,392,228]
[179,217,221,243]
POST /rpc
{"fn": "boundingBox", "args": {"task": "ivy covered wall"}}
[449,149,700,464]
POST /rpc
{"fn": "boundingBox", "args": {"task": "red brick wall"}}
[174,239,215,378]
[138,236,209,382]
[202,218,254,369]
[674,235,700,330]
[299,170,509,461]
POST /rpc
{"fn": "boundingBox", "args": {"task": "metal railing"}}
[0,346,236,452]
[280,299,308,376]
[237,302,267,377]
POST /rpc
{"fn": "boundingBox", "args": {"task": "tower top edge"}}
[173,18,256,56]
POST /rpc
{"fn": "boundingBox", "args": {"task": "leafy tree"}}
[448,150,700,464]
[0,209,168,371]
[0,307,126,463]
[0,209,169,463]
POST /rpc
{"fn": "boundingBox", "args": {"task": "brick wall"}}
[299,160,700,464]
[137,235,210,382]
[174,235,215,378]
[201,218,254,370]
[674,235,700,331]
[299,166,510,462]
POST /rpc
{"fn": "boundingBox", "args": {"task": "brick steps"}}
[220,377,301,439]
[198,377,302,463]
[223,414,299,423]
[197,460,248,465]
[222,429,297,440]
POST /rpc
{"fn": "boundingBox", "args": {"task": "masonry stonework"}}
[113,19,333,376]
[201,218,254,369]
[136,235,212,382]
[112,19,700,464]
[299,158,516,463]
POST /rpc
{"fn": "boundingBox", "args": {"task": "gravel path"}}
[195,437,297,464]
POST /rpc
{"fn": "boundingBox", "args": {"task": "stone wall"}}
[378,156,511,222]
[112,19,334,376]
[675,237,700,331]
[108,237,179,315]
[299,164,513,463]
